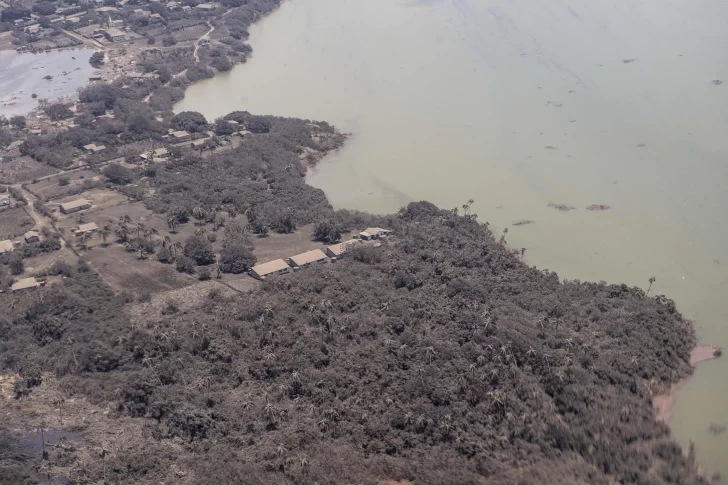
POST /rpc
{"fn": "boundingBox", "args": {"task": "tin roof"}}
[289,249,328,266]
[251,259,290,276]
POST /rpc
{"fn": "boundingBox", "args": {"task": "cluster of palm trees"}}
[112,215,182,260]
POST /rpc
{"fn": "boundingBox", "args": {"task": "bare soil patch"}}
[85,244,195,294]
[27,169,104,201]
[126,280,238,328]
[21,247,78,275]
[0,155,58,184]
[0,206,35,239]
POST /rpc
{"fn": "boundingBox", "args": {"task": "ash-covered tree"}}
[32,2,56,16]
[219,243,256,274]
[183,235,215,265]
[43,103,74,121]
[313,221,341,244]
[1,5,30,22]
[103,164,135,185]
[9,115,26,129]
[214,118,234,136]
[171,111,208,133]
[89,51,105,68]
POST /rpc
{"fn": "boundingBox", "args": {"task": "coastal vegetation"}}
[0,202,707,484]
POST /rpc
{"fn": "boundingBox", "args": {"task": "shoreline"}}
[653,345,721,423]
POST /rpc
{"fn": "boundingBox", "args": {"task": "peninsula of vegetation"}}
[0,0,718,484]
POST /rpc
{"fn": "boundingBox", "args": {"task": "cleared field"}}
[252,224,329,263]
[0,207,35,240]
[21,247,78,276]
[85,244,196,294]
[54,188,129,228]
[26,170,104,201]
[125,280,239,328]
[0,156,57,184]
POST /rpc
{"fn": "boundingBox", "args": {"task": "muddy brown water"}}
[0,48,95,117]
[176,0,728,473]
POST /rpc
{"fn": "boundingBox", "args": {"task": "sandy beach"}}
[654,346,721,422]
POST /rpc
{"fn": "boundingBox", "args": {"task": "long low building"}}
[359,227,393,240]
[288,249,328,269]
[325,239,360,259]
[250,259,291,280]
[74,222,99,236]
[11,277,41,293]
[60,198,91,214]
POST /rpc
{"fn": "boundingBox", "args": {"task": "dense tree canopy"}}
[171,111,208,133]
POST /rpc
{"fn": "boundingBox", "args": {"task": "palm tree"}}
[100,225,111,246]
[147,227,158,242]
[78,231,89,250]
[167,217,178,233]
[121,214,132,225]
[194,227,207,237]
[646,276,656,296]
[135,222,145,240]
[116,222,129,243]
[462,198,474,217]
[499,228,508,245]
[162,236,172,249]
[425,346,435,364]
[171,241,182,259]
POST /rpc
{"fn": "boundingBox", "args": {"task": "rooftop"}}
[171,130,190,138]
[60,198,90,211]
[0,240,13,253]
[11,277,40,292]
[362,227,391,236]
[76,222,99,233]
[326,239,360,257]
[289,249,328,266]
[251,259,290,276]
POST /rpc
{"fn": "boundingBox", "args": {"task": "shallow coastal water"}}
[0,48,95,117]
[175,0,728,473]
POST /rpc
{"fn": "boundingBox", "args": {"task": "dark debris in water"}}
[586,204,610,211]
[708,424,726,435]
[548,202,576,212]
[622,58,637,64]
[513,220,534,226]
[711,80,723,85]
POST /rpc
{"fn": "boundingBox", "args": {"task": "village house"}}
[24,231,40,243]
[288,249,329,269]
[104,27,126,42]
[359,227,393,241]
[89,72,103,81]
[29,129,42,136]
[149,13,163,23]
[0,239,13,255]
[250,259,291,280]
[181,5,191,13]
[74,222,99,237]
[171,130,191,143]
[83,143,107,154]
[325,239,361,259]
[153,147,169,161]
[0,198,10,208]
[60,199,91,214]
[11,277,42,294]
[197,3,216,11]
